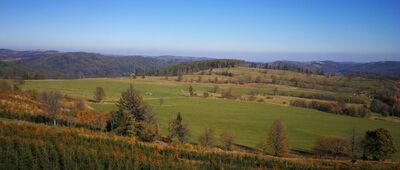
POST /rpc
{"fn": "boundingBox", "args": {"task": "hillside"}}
[14,52,184,78]
[1,66,399,169]
[2,119,397,169]
[0,49,210,79]
[1,49,399,79]
[18,67,400,159]
[0,61,46,79]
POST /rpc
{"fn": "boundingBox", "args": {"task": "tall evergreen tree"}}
[108,84,159,141]
[106,108,135,136]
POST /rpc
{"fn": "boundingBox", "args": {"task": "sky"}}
[0,0,399,62]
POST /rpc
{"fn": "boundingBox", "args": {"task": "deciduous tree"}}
[361,128,396,161]
[94,87,106,103]
[199,128,215,148]
[220,132,235,150]
[268,119,289,156]
[41,90,62,125]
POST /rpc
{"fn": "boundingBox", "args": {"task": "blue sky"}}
[0,0,399,62]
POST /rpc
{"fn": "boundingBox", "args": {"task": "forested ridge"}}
[0,49,207,79]
[157,59,245,76]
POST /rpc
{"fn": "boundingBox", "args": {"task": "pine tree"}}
[109,84,159,141]
[106,108,135,136]
[168,113,190,144]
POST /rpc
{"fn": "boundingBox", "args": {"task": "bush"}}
[370,99,390,116]
[361,128,397,161]
[222,88,241,100]
[290,99,369,117]
[313,136,350,158]
[248,95,257,101]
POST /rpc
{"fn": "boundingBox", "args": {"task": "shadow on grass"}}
[291,148,314,156]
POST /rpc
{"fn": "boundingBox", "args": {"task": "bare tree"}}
[268,119,289,156]
[41,91,63,125]
[220,132,235,150]
[199,128,216,148]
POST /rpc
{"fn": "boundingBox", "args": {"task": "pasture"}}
[22,75,400,159]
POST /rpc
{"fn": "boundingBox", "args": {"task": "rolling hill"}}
[0,49,209,79]
[1,49,399,79]
[267,60,400,77]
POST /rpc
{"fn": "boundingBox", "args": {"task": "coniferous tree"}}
[109,84,159,141]
[168,113,190,144]
[106,108,135,136]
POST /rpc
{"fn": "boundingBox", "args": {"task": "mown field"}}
[22,71,400,159]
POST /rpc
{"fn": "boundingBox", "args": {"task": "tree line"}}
[157,59,244,76]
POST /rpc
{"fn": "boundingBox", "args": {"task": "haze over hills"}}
[0,49,399,79]
[0,49,210,79]
[266,60,400,77]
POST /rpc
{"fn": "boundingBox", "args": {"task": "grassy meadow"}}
[22,70,400,159]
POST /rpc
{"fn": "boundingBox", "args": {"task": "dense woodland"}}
[0,50,203,79]
[156,59,245,76]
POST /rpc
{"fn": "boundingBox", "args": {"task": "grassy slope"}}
[22,73,400,159]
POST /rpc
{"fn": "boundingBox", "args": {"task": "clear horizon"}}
[1,0,399,62]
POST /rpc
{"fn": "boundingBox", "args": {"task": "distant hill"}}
[0,49,58,61]
[1,49,399,79]
[266,60,400,77]
[0,49,209,79]
[0,61,45,79]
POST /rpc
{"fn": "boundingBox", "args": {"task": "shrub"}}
[370,99,390,116]
[203,92,209,98]
[290,99,369,117]
[313,136,350,158]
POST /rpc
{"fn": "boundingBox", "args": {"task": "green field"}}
[23,76,400,159]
